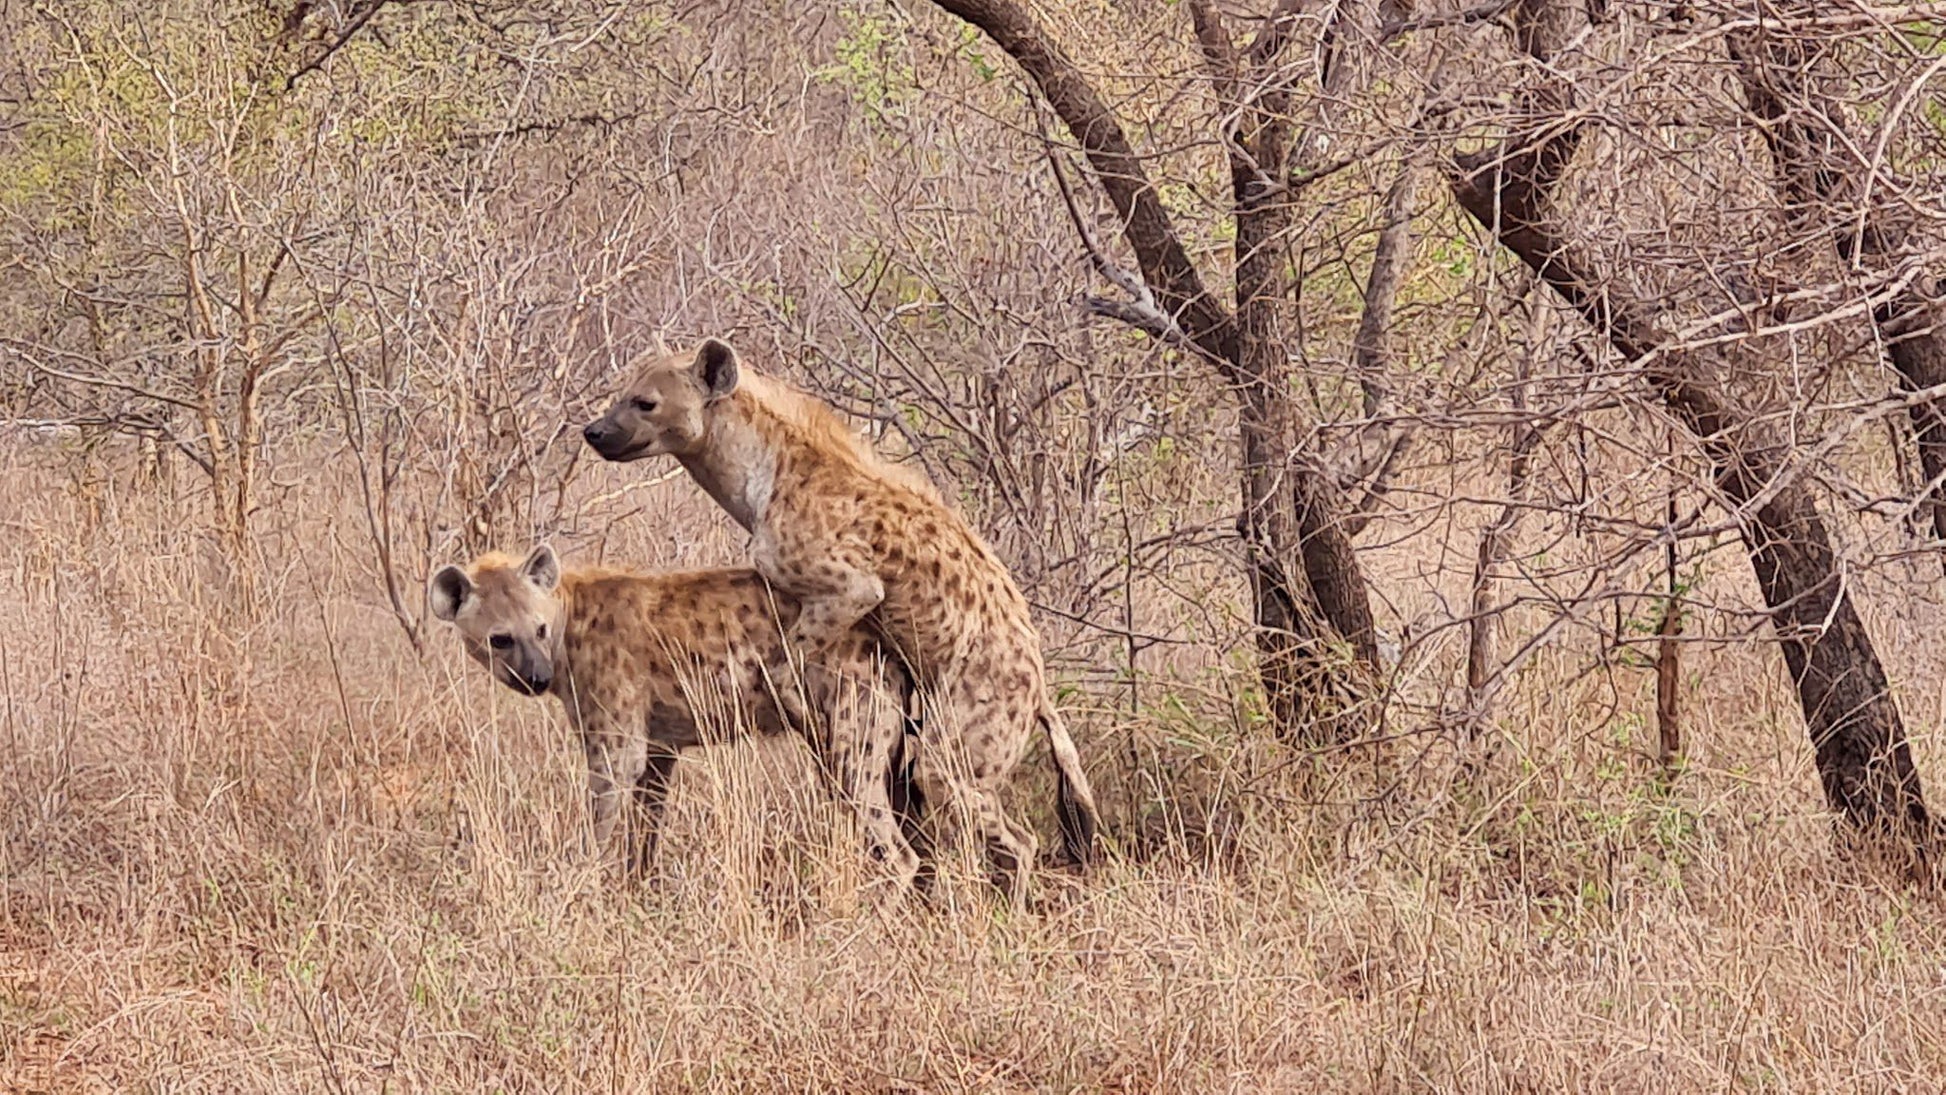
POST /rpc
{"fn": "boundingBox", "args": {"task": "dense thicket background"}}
[8,0,1946,1088]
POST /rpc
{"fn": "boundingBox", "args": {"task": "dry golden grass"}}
[6,435,1946,1093]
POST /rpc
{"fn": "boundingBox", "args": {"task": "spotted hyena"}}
[582,339,1101,906]
[430,543,923,889]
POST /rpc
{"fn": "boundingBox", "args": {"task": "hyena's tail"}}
[1039,701,1101,867]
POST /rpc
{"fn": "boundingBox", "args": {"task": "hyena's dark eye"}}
[632,397,657,414]
[489,634,514,651]
[536,623,549,641]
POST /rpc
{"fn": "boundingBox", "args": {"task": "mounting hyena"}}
[581,338,1101,907]
[430,543,924,889]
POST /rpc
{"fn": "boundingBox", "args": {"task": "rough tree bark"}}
[1730,18,1946,563]
[1343,168,1419,539]
[929,0,1379,742]
[1462,280,1544,740]
[1447,0,1930,848]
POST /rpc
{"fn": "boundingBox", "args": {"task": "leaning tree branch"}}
[1034,105,1213,361]
[280,0,431,91]
[6,343,209,415]
[1243,0,1312,67]
[930,0,1239,366]
[1186,0,1241,100]
[1380,0,1520,43]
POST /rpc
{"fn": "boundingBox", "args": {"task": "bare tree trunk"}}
[1447,0,1930,850]
[928,0,1379,741]
[1462,285,1543,739]
[1884,308,1946,553]
[1205,0,1377,729]
[1655,441,1683,775]
[1655,590,1682,775]
[1350,170,1417,421]
[1340,167,1419,539]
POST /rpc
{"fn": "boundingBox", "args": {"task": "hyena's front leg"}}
[582,720,647,872]
[753,533,885,735]
[754,530,883,654]
[627,750,680,881]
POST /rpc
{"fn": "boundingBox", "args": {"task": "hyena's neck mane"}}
[681,370,940,531]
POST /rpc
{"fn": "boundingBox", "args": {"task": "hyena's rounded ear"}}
[522,543,561,591]
[694,338,740,402]
[429,566,473,622]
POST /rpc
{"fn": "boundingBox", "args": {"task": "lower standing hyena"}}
[430,543,924,889]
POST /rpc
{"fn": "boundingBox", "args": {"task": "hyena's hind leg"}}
[887,698,934,896]
[908,763,1037,911]
[911,688,1040,910]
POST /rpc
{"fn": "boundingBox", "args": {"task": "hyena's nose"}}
[581,421,608,447]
